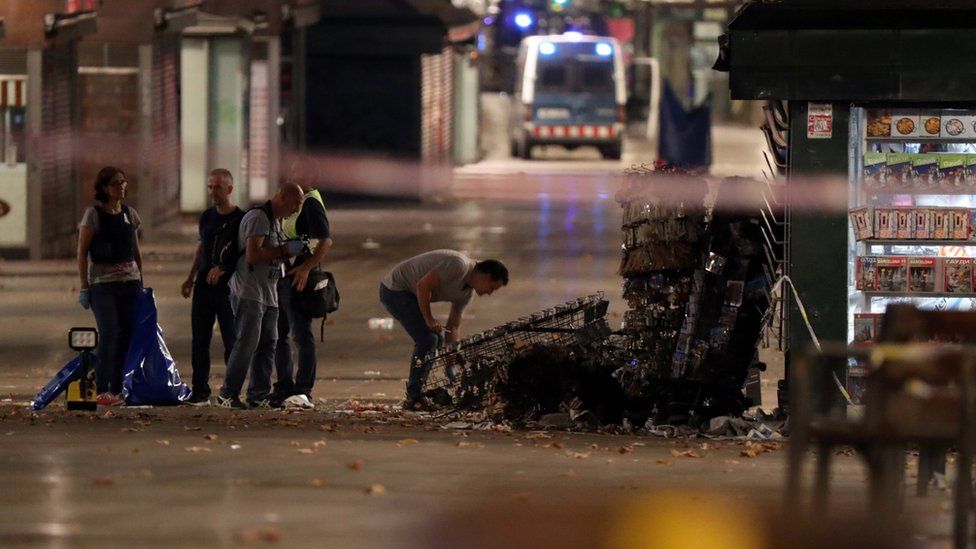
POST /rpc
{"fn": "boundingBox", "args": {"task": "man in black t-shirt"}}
[181,169,245,405]
[272,159,334,408]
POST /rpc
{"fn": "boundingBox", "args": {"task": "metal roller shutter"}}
[150,33,181,228]
[421,46,453,164]
[40,42,79,258]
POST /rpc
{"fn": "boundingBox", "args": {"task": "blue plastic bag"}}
[31,354,98,411]
[658,82,712,168]
[122,288,190,405]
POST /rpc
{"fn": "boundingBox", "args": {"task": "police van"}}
[509,33,626,160]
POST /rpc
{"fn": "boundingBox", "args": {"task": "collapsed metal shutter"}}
[40,42,79,259]
[150,33,181,228]
[420,46,453,163]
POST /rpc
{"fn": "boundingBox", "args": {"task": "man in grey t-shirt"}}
[379,250,509,410]
[216,184,305,409]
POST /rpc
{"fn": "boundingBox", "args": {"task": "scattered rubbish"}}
[397,438,419,446]
[309,478,326,487]
[230,444,242,450]
[347,459,364,470]
[361,239,381,250]
[365,484,386,495]
[367,318,394,330]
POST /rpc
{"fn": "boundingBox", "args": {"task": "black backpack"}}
[293,267,340,342]
[212,203,270,275]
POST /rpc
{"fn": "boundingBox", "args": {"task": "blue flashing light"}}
[514,12,533,29]
[539,42,556,55]
[595,42,612,56]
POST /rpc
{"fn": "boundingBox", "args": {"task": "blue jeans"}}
[190,279,236,398]
[90,280,141,394]
[220,295,278,402]
[378,283,443,400]
[274,278,318,398]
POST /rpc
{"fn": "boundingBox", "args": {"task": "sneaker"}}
[247,397,284,409]
[283,394,315,409]
[96,393,124,406]
[214,394,246,409]
[187,391,211,407]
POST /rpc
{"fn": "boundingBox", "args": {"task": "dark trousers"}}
[378,283,443,400]
[90,280,140,394]
[190,279,236,397]
[274,277,318,398]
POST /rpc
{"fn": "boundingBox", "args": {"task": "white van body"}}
[509,34,626,160]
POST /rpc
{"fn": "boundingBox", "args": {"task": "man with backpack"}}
[216,183,306,409]
[272,159,334,409]
[180,169,243,405]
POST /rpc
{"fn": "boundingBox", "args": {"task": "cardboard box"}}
[931,208,951,239]
[856,257,878,291]
[939,154,968,189]
[891,112,921,137]
[863,152,887,188]
[876,256,908,291]
[909,257,938,292]
[913,208,931,240]
[950,208,971,240]
[912,154,940,189]
[874,208,894,239]
[853,313,881,344]
[893,207,913,239]
[944,258,973,293]
[886,153,914,188]
[849,207,873,240]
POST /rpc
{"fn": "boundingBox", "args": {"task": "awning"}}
[726,1,976,101]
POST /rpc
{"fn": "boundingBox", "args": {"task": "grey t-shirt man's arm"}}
[382,249,476,313]
[229,208,282,308]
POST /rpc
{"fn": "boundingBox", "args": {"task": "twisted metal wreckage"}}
[418,164,783,429]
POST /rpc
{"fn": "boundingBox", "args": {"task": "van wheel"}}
[600,143,622,160]
[517,139,532,160]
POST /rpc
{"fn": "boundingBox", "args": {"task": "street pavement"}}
[0,124,953,547]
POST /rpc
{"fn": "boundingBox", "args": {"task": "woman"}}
[76,166,143,406]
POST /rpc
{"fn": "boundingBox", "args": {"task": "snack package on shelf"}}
[942,115,971,138]
[921,112,942,137]
[849,207,873,240]
[913,208,931,239]
[846,365,869,405]
[950,208,970,240]
[932,208,951,239]
[876,256,908,292]
[866,110,891,138]
[853,313,881,344]
[944,258,973,294]
[970,210,976,242]
[891,112,921,138]
[863,152,887,188]
[856,257,878,291]
[939,154,967,190]
[912,154,940,190]
[966,155,976,189]
[893,207,912,239]
[874,207,894,239]
[886,154,913,189]
[908,257,938,292]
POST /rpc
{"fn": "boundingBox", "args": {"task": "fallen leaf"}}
[606,459,615,464]
[290,441,301,447]
[397,438,419,447]
[524,433,551,440]
[656,459,673,465]
[671,449,701,458]
[589,443,600,450]
[235,525,281,544]
[347,459,364,470]
[120,428,141,433]
[567,451,590,460]
[131,448,140,454]
[185,446,212,453]
[203,434,218,441]
[183,426,202,432]
[617,445,635,454]
[457,441,484,448]
[156,440,170,446]
[365,484,386,495]
[133,420,152,426]
[562,469,580,478]
[313,440,327,448]
[543,442,564,450]
[93,476,114,486]
[319,424,338,432]
[309,478,327,487]
[297,448,316,455]
[724,460,741,465]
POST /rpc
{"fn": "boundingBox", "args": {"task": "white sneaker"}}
[284,394,315,409]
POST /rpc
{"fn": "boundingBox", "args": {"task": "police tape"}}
[770,275,855,407]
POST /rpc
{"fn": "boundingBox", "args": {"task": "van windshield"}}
[535,42,615,93]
